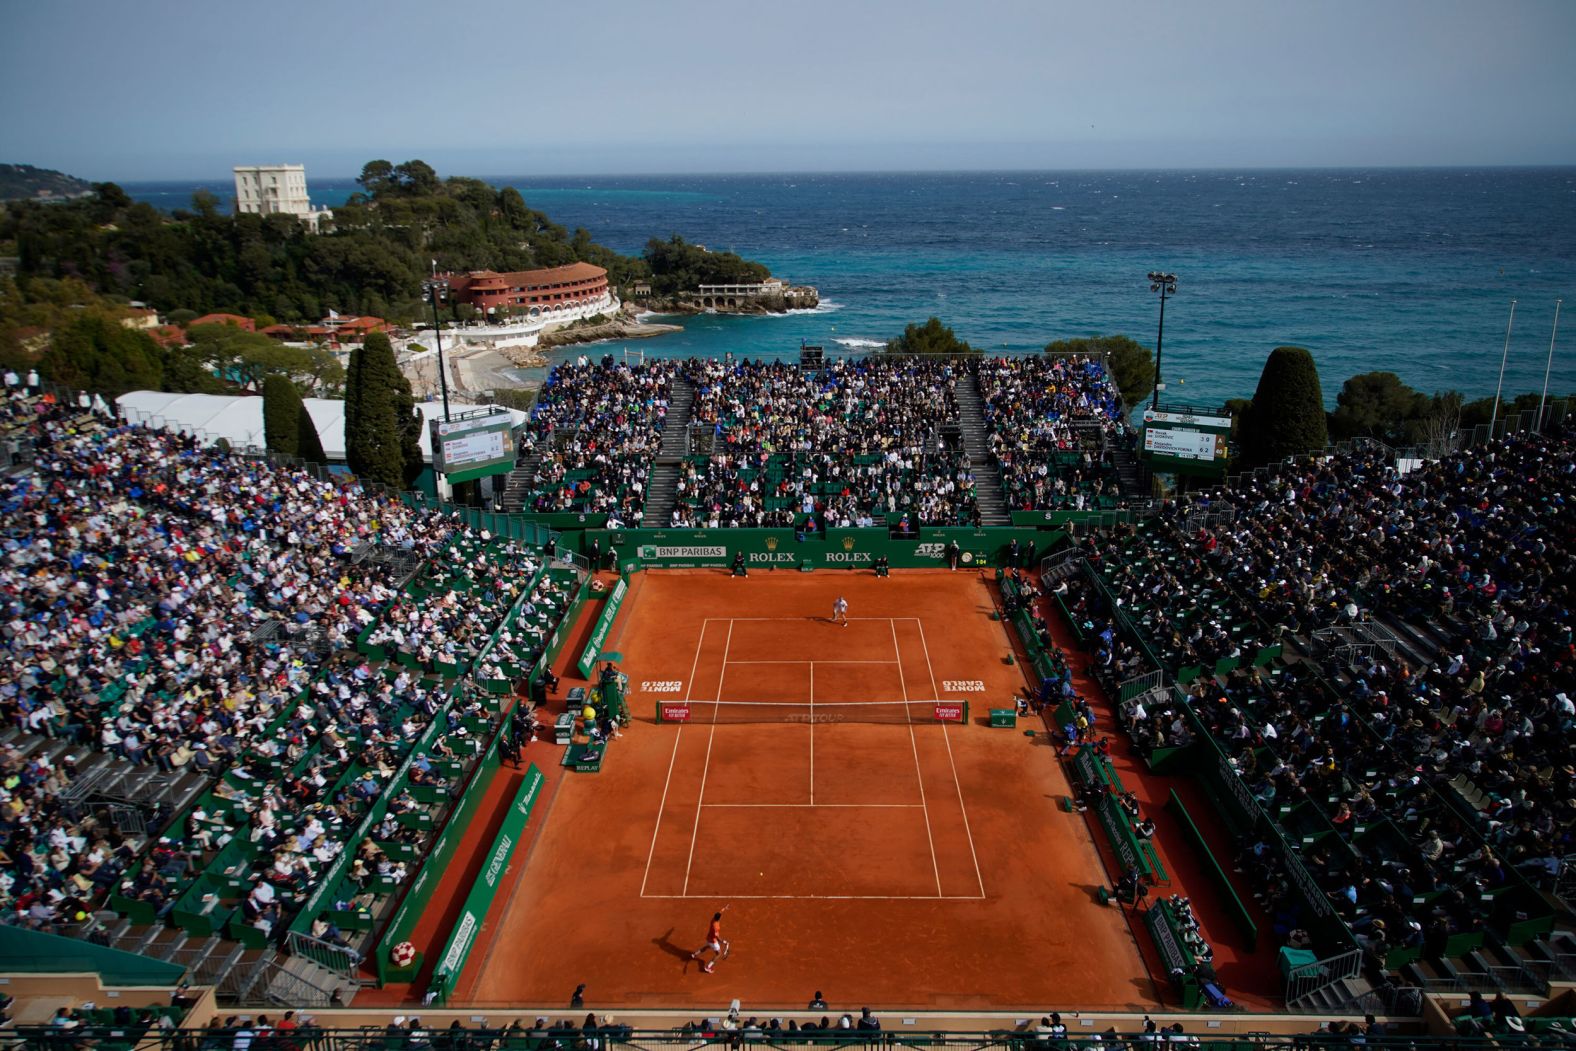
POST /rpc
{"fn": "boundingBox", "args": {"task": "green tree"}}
[344,332,423,487]
[643,235,770,296]
[262,374,326,462]
[394,160,440,197]
[185,324,342,394]
[39,313,163,395]
[487,387,539,412]
[498,187,530,228]
[162,343,226,393]
[1238,346,1329,466]
[1328,371,1431,443]
[1044,334,1154,408]
[357,160,395,198]
[191,190,221,219]
[885,317,977,357]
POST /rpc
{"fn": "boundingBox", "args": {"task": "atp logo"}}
[914,543,946,558]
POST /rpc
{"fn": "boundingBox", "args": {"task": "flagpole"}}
[1537,299,1562,433]
[1490,299,1516,438]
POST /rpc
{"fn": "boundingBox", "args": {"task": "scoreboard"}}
[430,409,517,483]
[1139,408,1232,477]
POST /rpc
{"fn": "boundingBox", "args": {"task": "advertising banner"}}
[576,576,628,677]
[432,764,545,994]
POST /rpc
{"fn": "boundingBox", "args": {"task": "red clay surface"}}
[456,569,1152,1011]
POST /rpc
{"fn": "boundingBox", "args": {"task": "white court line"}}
[701,803,925,808]
[808,660,815,805]
[706,617,914,623]
[893,617,942,897]
[681,619,732,896]
[725,659,898,665]
[640,619,710,896]
[641,893,987,901]
[916,617,986,898]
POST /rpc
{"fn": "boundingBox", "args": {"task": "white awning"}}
[114,391,525,462]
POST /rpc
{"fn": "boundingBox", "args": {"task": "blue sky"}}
[5,0,1576,180]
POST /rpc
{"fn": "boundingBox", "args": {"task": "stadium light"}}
[1147,271,1178,411]
[1537,299,1561,433]
[1489,299,1516,438]
[423,278,452,421]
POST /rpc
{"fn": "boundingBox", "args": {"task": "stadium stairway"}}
[498,447,543,513]
[0,726,208,829]
[956,373,1010,526]
[1110,442,1152,501]
[641,375,695,527]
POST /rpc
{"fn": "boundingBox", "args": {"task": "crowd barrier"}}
[431,763,546,1001]
[0,924,186,986]
[1167,789,1259,950]
[581,525,1064,571]
[578,573,629,677]
[0,1025,1559,1050]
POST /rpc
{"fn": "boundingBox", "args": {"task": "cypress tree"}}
[393,356,425,485]
[297,397,327,465]
[344,332,410,488]
[264,375,329,464]
[263,375,301,457]
[1239,346,1328,466]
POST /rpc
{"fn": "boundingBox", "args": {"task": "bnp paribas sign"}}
[637,545,728,563]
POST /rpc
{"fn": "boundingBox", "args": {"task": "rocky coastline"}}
[534,306,683,349]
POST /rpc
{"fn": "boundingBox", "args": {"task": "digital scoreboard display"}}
[1139,408,1233,475]
[429,410,517,483]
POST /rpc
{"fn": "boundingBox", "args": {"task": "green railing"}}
[7,1025,1556,1050]
[1167,788,1258,951]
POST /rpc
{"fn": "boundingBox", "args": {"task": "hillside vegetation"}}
[0,159,776,326]
[0,163,93,202]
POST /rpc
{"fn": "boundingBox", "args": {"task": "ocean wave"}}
[833,338,887,349]
[782,299,842,315]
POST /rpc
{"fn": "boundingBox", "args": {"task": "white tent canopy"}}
[115,391,526,462]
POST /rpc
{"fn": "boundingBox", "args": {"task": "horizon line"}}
[106,162,1576,184]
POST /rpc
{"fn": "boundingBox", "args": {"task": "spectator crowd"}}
[1059,424,1574,987]
[0,388,579,965]
[515,352,1137,528]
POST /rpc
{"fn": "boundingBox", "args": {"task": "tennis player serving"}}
[689,904,731,973]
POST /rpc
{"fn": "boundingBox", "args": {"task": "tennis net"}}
[655,699,969,725]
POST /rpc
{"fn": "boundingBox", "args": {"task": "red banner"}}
[934,703,964,722]
[661,704,691,722]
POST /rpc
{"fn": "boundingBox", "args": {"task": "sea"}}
[123,170,1576,407]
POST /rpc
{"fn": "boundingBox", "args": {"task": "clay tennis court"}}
[457,569,1150,1010]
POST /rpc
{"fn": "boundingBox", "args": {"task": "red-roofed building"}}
[149,325,187,347]
[189,313,256,332]
[441,263,609,316]
[261,316,388,346]
[327,316,389,342]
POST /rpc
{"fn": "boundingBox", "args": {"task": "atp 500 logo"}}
[911,543,977,564]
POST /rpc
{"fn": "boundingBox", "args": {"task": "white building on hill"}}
[233,164,333,230]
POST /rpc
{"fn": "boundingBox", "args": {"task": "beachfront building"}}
[233,164,334,230]
[440,262,612,318]
[686,276,816,309]
[696,278,786,297]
